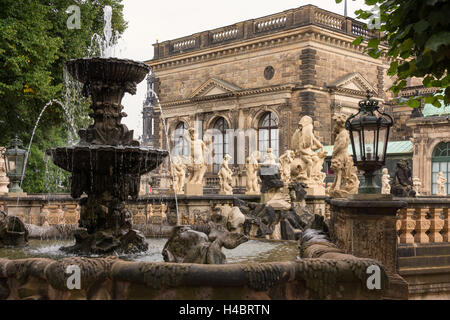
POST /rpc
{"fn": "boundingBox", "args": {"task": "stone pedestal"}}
[305,185,325,196]
[329,198,407,274]
[185,183,203,196]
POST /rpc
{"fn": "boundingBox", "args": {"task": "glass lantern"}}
[345,91,394,194]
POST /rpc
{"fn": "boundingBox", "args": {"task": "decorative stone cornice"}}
[147,25,389,72]
[158,83,297,108]
[398,85,440,97]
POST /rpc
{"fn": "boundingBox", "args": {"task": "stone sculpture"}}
[0,147,9,194]
[47,58,168,255]
[279,150,295,184]
[412,177,422,196]
[327,114,360,198]
[290,116,326,195]
[391,160,416,197]
[185,128,211,195]
[170,155,187,194]
[218,154,233,195]
[437,172,447,196]
[0,211,28,247]
[162,224,248,264]
[212,205,246,234]
[245,150,260,195]
[381,168,392,195]
[263,148,277,165]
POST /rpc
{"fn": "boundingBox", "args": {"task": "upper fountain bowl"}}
[66,58,150,85]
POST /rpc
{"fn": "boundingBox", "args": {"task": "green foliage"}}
[0,0,126,193]
[336,0,450,108]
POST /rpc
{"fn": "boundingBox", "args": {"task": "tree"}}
[336,0,450,108]
[0,0,127,193]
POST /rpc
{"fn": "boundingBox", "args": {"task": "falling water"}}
[19,100,65,188]
[88,5,122,58]
[146,86,180,222]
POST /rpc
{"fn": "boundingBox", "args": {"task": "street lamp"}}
[4,136,27,194]
[345,91,394,194]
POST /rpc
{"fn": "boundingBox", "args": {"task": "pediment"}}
[328,72,378,95]
[189,78,242,98]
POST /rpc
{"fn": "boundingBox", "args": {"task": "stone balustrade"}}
[153,5,382,60]
[396,198,450,244]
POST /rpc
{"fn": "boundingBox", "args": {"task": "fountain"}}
[46,57,168,255]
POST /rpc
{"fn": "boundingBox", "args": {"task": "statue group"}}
[326,114,359,198]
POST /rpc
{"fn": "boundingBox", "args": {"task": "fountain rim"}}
[46,145,169,155]
[65,57,150,70]
[65,57,151,83]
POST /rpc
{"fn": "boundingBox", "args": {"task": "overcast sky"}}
[119,0,368,138]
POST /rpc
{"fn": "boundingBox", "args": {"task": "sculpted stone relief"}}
[327,114,359,198]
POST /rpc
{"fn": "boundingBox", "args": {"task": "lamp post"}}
[345,91,394,195]
[4,136,27,194]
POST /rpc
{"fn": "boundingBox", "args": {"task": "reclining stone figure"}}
[162,221,248,264]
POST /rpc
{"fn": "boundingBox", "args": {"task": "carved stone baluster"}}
[442,208,449,242]
[413,208,430,243]
[398,208,415,244]
[64,204,79,225]
[429,208,444,243]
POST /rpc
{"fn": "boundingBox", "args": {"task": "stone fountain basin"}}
[66,57,150,84]
[0,241,388,300]
[46,145,168,175]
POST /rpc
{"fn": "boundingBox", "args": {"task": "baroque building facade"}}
[142,4,449,196]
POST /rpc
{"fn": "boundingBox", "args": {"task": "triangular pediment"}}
[189,78,242,98]
[328,72,377,95]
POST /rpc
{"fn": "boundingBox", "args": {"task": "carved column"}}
[442,208,449,242]
[429,208,444,243]
[413,208,430,243]
[397,208,415,244]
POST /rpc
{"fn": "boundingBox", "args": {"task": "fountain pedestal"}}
[185,183,203,196]
[47,58,168,255]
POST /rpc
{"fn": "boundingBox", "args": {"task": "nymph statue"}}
[279,150,295,185]
[290,116,326,195]
[412,177,422,196]
[0,147,9,194]
[245,150,260,195]
[218,154,233,195]
[263,147,277,165]
[170,155,187,194]
[437,172,447,196]
[327,114,360,198]
[381,168,391,195]
[185,128,211,195]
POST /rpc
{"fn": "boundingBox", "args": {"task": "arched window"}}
[258,112,279,160]
[212,117,229,173]
[173,122,188,157]
[432,142,450,195]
